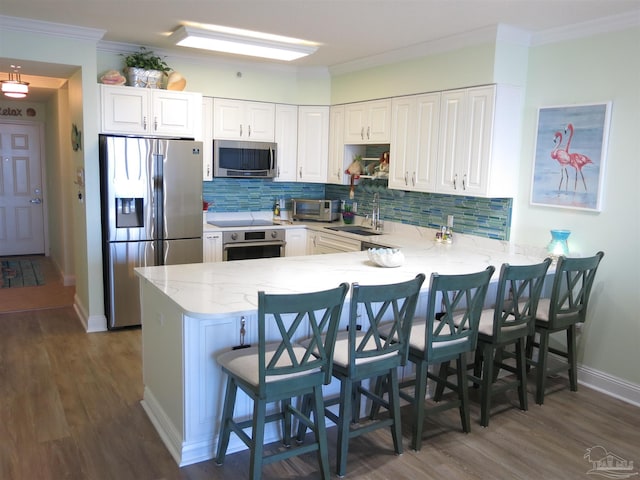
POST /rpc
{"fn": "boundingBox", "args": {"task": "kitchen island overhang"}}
[135,233,548,467]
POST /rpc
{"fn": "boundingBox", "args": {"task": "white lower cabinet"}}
[285,228,307,257]
[183,314,256,462]
[203,232,222,263]
[307,231,361,255]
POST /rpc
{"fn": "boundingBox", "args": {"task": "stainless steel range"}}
[207,219,286,261]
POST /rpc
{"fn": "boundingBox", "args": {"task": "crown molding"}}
[329,24,532,76]
[329,12,639,76]
[329,25,506,76]
[0,15,105,42]
[531,12,640,46]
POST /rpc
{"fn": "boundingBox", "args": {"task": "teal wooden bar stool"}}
[215,283,349,480]
[527,251,604,405]
[469,259,552,426]
[297,274,425,477]
[399,267,494,451]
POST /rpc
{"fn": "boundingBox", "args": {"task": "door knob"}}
[30,198,42,204]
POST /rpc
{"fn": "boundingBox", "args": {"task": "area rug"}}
[1,259,46,288]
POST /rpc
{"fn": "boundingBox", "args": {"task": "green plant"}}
[122,47,171,73]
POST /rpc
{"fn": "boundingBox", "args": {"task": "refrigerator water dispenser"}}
[115,198,144,228]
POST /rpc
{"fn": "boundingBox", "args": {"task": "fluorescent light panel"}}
[170,25,317,61]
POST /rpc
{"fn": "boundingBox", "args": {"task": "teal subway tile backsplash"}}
[203,178,325,212]
[326,183,512,240]
[203,178,512,240]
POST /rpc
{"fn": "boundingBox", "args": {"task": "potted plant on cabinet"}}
[122,47,171,88]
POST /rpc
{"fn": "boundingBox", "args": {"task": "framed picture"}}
[530,102,611,212]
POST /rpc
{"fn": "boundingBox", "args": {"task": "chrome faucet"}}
[370,193,382,232]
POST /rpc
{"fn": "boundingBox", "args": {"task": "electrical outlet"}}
[447,215,454,227]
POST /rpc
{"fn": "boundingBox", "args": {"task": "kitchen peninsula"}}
[135,223,547,467]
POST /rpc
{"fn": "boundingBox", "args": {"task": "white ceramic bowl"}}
[367,248,405,268]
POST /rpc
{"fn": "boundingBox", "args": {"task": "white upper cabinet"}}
[344,99,391,144]
[327,105,346,185]
[274,104,298,182]
[100,84,201,137]
[213,98,275,141]
[389,92,440,192]
[296,106,329,183]
[201,96,213,180]
[436,85,522,197]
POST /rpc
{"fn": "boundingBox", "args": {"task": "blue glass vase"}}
[548,229,570,258]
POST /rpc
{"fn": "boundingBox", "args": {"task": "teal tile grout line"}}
[203,178,512,240]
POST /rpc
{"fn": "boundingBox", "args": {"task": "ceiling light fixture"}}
[1,65,29,99]
[169,25,318,61]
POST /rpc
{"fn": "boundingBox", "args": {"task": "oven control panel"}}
[223,229,286,244]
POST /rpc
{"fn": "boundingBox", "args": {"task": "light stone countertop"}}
[136,215,548,320]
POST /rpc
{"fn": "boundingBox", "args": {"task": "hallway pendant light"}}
[1,65,29,99]
[170,25,318,61]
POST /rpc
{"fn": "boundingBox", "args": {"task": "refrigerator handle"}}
[154,152,164,265]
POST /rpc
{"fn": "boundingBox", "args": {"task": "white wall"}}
[513,27,640,385]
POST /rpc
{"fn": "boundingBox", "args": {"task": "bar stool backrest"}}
[493,258,552,341]
[423,266,495,364]
[257,283,349,393]
[546,252,604,329]
[348,273,426,370]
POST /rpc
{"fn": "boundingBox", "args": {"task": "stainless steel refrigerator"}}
[99,135,203,329]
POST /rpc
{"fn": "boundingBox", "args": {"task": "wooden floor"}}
[0,256,75,313]
[1,306,638,480]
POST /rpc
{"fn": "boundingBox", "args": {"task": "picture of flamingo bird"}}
[550,124,594,192]
[550,130,571,191]
[563,123,594,191]
[531,103,610,211]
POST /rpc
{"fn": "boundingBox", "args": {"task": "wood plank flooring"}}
[1,306,638,479]
[0,256,74,313]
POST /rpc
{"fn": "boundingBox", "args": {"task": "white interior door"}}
[0,122,45,256]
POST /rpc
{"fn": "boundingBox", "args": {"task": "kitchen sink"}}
[325,226,382,236]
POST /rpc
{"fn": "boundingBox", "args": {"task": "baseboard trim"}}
[141,388,184,466]
[73,294,107,332]
[578,364,640,408]
[545,351,640,407]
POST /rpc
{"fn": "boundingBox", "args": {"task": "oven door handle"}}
[224,240,286,249]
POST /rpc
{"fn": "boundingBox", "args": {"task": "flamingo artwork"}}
[564,123,594,191]
[550,131,571,190]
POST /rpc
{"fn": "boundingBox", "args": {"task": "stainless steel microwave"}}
[292,199,340,222]
[213,140,277,178]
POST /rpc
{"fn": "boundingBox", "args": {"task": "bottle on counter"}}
[445,225,453,243]
[273,199,281,220]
